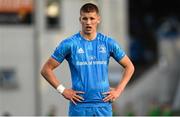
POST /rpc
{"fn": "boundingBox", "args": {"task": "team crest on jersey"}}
[77,48,84,54]
[99,45,106,53]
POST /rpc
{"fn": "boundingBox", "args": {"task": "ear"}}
[79,17,81,22]
[97,16,101,24]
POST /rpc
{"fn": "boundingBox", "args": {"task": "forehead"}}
[80,12,99,18]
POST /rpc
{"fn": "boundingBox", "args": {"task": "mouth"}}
[85,26,92,30]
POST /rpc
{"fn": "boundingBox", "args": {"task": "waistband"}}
[69,101,112,108]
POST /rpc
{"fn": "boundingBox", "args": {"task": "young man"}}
[41,3,135,116]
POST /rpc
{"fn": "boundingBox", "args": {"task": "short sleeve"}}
[51,39,71,63]
[109,38,126,62]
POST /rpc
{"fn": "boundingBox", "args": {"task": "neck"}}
[80,31,97,41]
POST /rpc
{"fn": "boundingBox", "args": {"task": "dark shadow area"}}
[128,0,180,84]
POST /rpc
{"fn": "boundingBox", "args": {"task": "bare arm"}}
[115,55,135,92]
[103,55,135,102]
[41,57,84,104]
[40,57,61,89]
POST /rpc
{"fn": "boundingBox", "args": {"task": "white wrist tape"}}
[56,84,65,94]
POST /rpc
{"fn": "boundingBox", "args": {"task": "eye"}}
[82,17,88,20]
[90,17,95,20]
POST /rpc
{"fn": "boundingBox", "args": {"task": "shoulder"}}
[97,33,117,45]
[97,33,110,40]
[59,32,80,46]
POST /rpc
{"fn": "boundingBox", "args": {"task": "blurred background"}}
[0,0,180,116]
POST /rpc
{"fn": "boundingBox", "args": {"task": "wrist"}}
[115,86,124,92]
[56,84,65,94]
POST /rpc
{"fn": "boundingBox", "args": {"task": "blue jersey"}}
[51,32,125,107]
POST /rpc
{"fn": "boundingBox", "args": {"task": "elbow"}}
[132,64,135,74]
[40,66,46,77]
[131,63,135,75]
[40,65,53,79]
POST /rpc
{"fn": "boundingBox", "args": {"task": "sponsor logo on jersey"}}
[76,60,107,66]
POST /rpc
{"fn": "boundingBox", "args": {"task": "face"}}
[79,11,100,35]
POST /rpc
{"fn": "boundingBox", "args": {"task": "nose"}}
[86,19,91,25]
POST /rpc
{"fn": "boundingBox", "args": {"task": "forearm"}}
[103,63,134,102]
[115,64,134,92]
[41,68,60,89]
